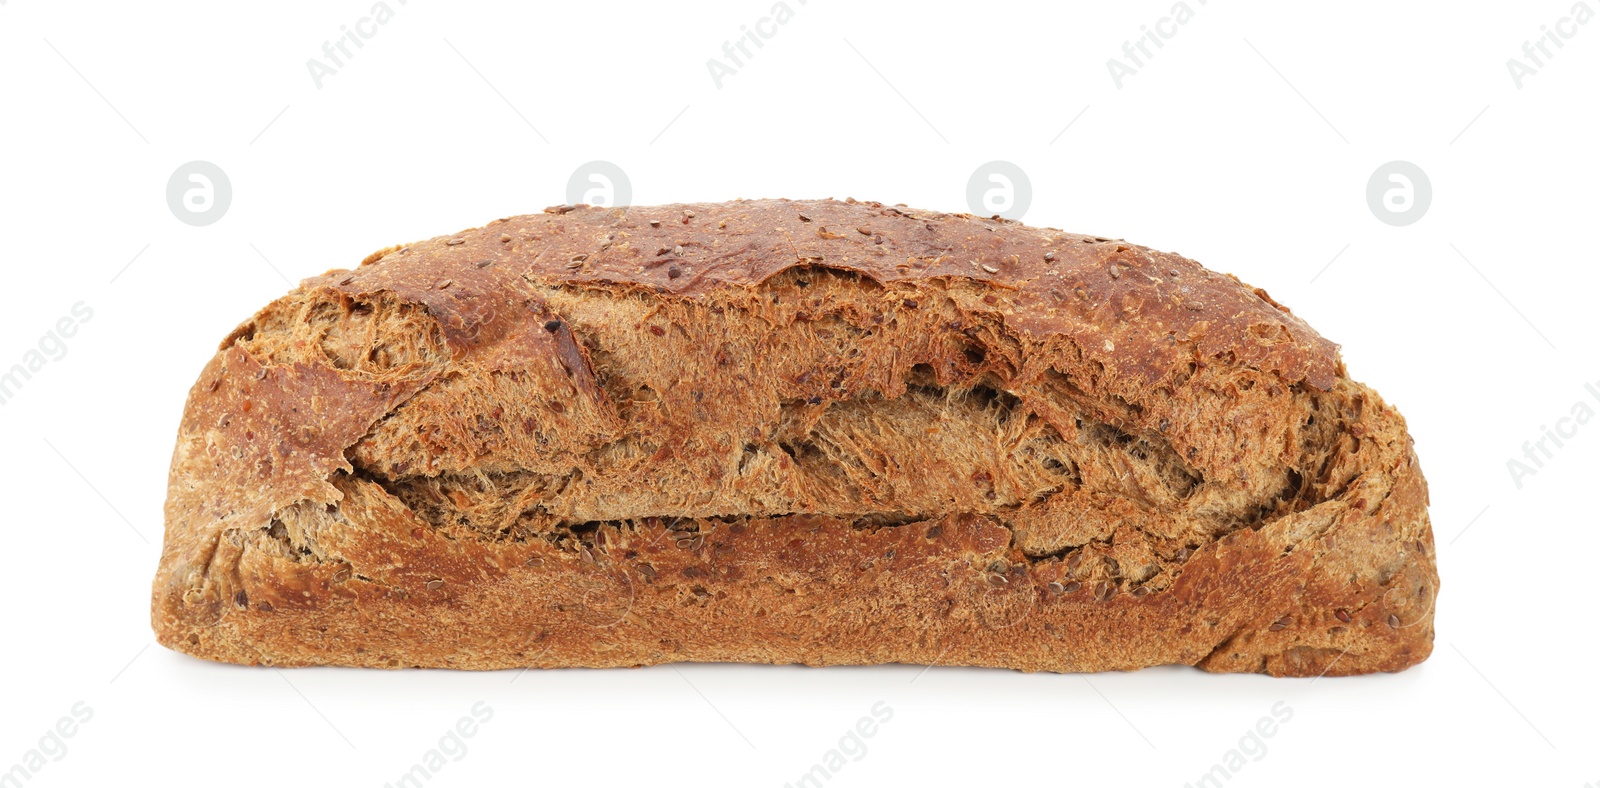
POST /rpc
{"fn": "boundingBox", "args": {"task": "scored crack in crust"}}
[150,197,1437,676]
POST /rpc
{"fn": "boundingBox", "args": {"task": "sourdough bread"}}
[151,198,1436,676]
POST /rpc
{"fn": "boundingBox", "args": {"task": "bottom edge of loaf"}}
[150,504,1437,678]
[152,633,1433,679]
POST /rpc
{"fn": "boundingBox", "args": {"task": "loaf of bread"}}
[151,198,1436,676]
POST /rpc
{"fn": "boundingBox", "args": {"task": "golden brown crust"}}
[151,199,1435,676]
[336,198,1340,389]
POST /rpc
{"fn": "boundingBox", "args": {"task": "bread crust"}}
[151,198,1435,676]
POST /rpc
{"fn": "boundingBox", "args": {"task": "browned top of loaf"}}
[312,198,1340,393]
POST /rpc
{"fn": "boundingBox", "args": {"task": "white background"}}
[2,1,1596,786]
